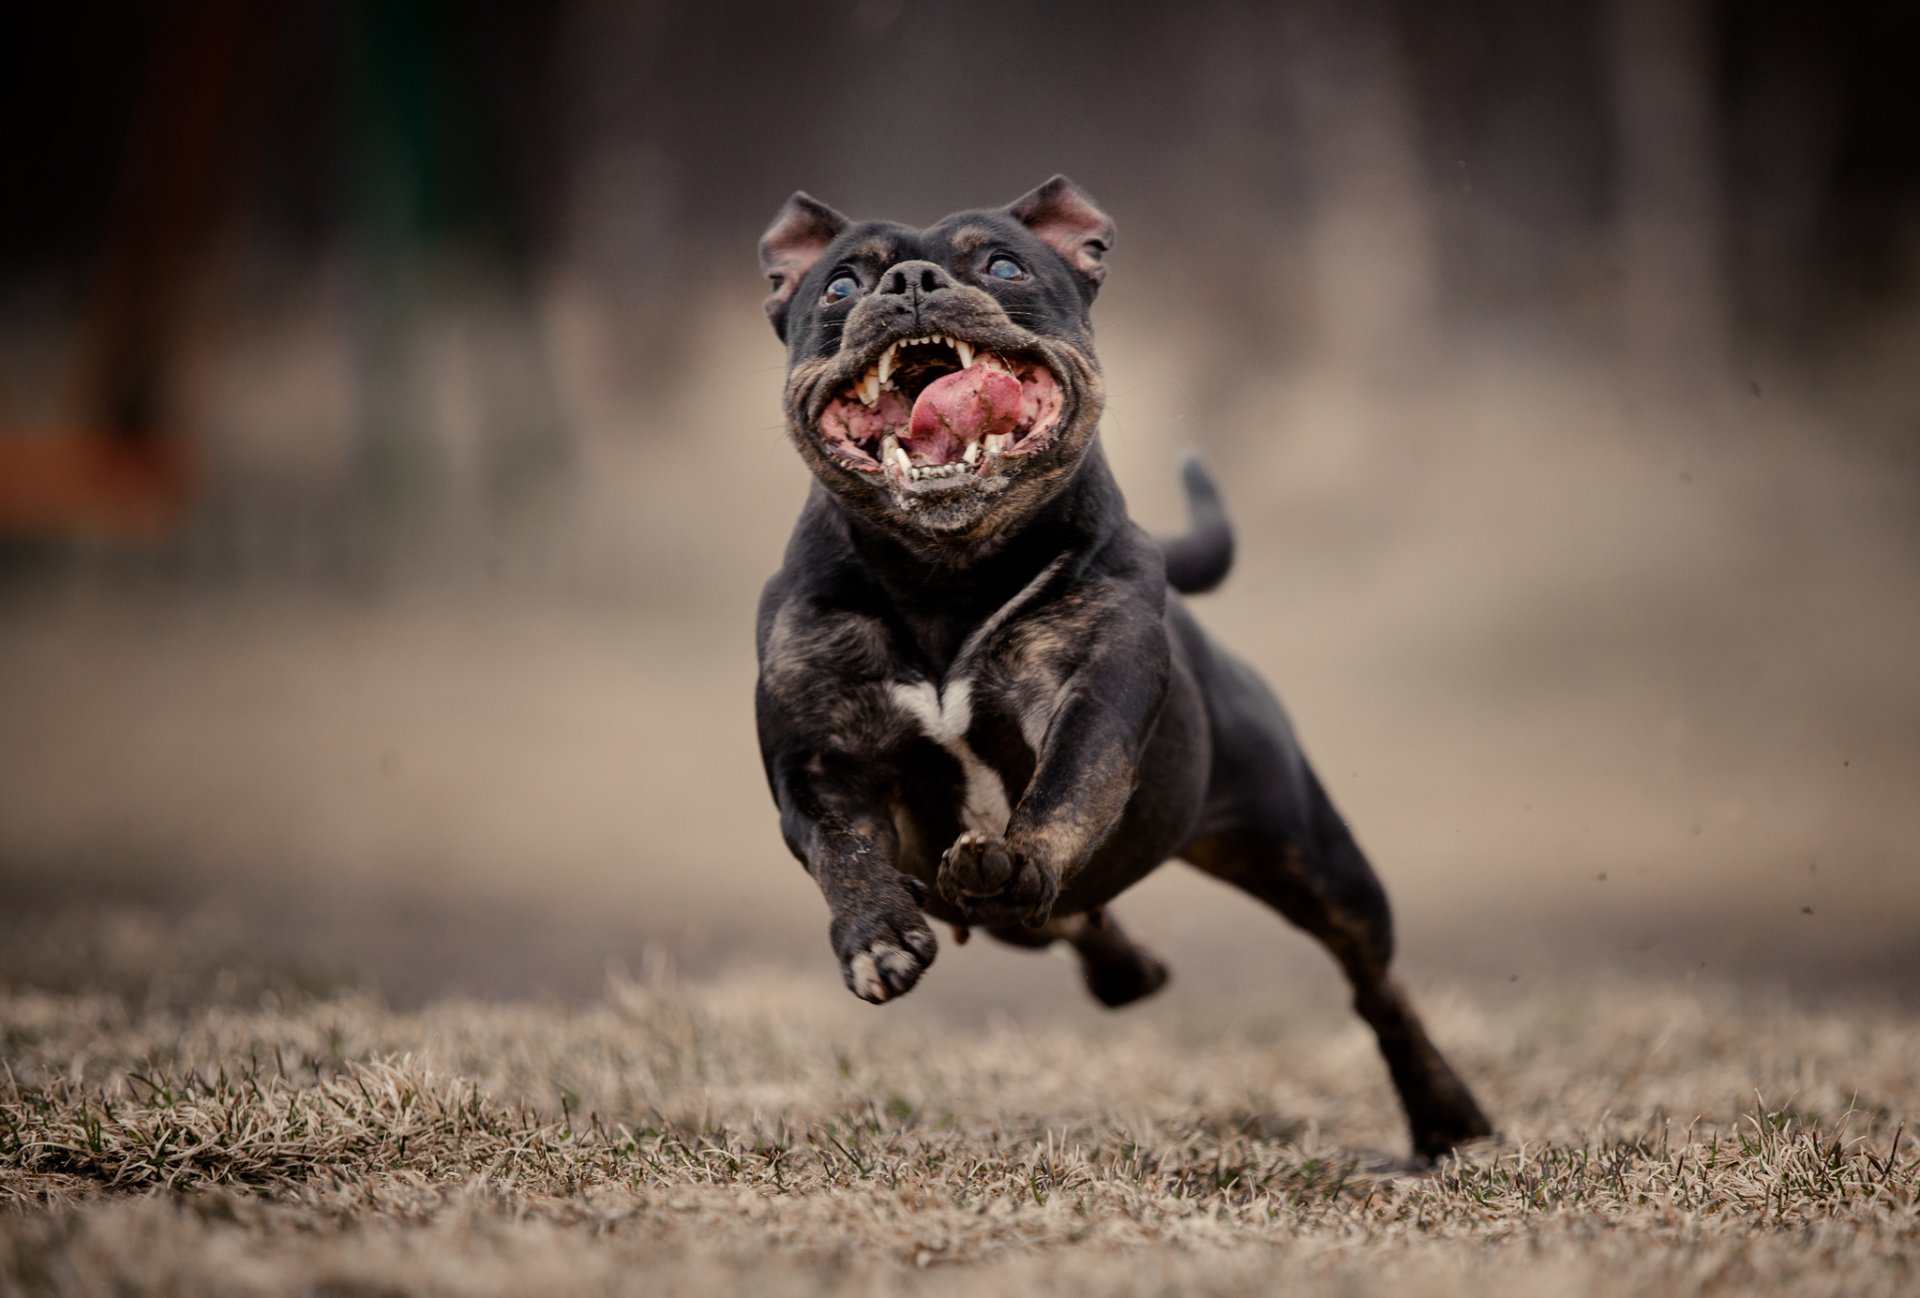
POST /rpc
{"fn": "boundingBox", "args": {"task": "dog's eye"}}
[987,256,1028,282]
[822,274,860,304]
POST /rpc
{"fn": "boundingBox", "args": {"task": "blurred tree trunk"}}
[1604,0,1728,398]
[1177,0,1437,480]
[552,0,688,403]
[1281,1,1438,373]
[1727,15,1841,353]
[1175,2,1306,442]
[346,0,570,551]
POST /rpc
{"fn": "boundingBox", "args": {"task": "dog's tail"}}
[1161,452,1235,596]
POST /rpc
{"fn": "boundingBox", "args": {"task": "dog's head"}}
[760,177,1114,549]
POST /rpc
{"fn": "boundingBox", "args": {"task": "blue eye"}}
[822,274,859,304]
[988,256,1027,281]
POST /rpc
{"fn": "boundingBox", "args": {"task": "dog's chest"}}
[888,676,1019,836]
[887,664,1067,837]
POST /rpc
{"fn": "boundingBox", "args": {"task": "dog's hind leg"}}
[1184,765,1491,1160]
[985,908,1171,1008]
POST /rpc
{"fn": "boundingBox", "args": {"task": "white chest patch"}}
[889,678,1012,836]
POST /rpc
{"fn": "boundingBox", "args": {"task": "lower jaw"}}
[884,442,1027,495]
[894,468,980,495]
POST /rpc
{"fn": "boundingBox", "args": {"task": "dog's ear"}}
[1006,175,1114,291]
[759,192,850,342]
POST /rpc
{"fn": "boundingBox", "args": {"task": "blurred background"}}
[2,0,1916,1012]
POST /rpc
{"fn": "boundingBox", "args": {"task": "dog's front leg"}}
[770,755,937,1003]
[939,612,1171,927]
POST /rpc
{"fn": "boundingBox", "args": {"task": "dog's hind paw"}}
[1084,947,1170,1008]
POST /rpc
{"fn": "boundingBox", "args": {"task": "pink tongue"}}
[905,366,1022,463]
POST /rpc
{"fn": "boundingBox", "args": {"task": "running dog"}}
[752,177,1491,1160]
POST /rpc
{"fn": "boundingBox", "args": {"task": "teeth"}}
[985,433,1011,455]
[962,441,981,465]
[878,344,896,387]
[858,370,880,405]
[953,338,974,368]
[877,442,979,482]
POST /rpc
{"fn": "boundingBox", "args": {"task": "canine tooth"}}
[962,441,981,465]
[953,338,974,368]
[878,344,897,387]
[858,370,879,405]
[985,433,1010,455]
[889,444,911,474]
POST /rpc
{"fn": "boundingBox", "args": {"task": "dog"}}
[752,176,1492,1160]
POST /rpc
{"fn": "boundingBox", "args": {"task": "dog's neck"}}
[825,443,1128,663]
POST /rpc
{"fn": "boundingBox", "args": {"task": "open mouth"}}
[816,334,1066,487]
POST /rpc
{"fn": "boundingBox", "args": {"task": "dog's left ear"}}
[1007,175,1115,292]
[760,192,850,342]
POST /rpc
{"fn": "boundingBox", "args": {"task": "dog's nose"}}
[878,260,956,299]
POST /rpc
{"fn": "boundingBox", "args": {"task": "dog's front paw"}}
[937,830,1057,928]
[830,893,938,1004]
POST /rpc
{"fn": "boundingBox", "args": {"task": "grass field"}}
[3,920,1916,1298]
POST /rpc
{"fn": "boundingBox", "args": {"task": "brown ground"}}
[2,927,1916,1297]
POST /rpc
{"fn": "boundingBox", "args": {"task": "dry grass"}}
[2,946,1916,1297]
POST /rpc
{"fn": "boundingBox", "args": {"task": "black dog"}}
[753,177,1491,1160]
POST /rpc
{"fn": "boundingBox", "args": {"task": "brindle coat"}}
[753,177,1492,1160]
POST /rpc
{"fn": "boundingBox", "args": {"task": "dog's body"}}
[753,179,1491,1159]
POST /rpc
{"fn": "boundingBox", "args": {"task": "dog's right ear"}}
[759,192,850,342]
